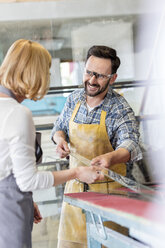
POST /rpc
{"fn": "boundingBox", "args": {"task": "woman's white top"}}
[0,97,54,192]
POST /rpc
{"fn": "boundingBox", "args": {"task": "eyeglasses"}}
[84,69,113,81]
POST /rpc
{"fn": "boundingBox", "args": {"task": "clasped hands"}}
[56,140,113,184]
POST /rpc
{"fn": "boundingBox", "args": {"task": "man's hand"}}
[56,140,70,158]
[91,153,112,169]
[91,149,130,168]
[33,202,42,224]
[53,131,70,158]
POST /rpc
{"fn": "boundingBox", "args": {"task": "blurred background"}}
[0,0,165,247]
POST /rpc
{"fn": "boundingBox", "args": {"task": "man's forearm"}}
[91,148,130,169]
[110,148,130,165]
[116,139,142,162]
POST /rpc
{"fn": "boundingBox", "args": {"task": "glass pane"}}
[22,95,67,116]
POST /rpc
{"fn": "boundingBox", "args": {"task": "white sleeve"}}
[4,105,54,192]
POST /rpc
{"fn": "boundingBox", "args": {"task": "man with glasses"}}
[52,45,142,248]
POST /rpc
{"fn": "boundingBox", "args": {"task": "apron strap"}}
[70,102,81,122]
[70,102,107,127]
[100,110,107,126]
[75,179,113,184]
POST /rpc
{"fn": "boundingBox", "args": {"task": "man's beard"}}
[84,80,110,97]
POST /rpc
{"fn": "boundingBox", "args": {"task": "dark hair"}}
[86,45,120,74]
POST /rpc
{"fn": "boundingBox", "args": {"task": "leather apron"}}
[58,102,126,248]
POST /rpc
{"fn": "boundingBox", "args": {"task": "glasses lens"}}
[85,69,111,81]
[85,70,92,77]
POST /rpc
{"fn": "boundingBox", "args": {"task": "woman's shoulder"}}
[6,101,33,128]
[14,102,32,118]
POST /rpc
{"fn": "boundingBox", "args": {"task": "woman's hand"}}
[53,164,104,186]
[75,166,104,184]
[33,202,42,224]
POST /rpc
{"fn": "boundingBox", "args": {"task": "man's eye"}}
[98,74,105,78]
[87,70,92,76]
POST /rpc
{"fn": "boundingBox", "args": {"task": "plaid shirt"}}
[52,87,142,169]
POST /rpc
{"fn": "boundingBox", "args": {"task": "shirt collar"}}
[103,86,113,105]
[0,85,17,101]
[79,88,86,104]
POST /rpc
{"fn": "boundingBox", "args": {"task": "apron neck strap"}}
[71,101,107,126]
[100,110,107,126]
[0,85,17,100]
[70,102,81,122]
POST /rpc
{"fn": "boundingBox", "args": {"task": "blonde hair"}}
[0,39,52,100]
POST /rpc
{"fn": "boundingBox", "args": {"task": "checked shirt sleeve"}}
[51,98,71,142]
[111,105,142,163]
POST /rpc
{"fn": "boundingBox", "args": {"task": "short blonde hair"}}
[0,39,52,100]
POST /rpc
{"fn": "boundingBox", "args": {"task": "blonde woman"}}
[0,39,103,248]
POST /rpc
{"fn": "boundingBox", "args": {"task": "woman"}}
[0,39,103,248]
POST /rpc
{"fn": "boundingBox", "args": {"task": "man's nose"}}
[89,74,97,84]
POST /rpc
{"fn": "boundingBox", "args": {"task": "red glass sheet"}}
[65,192,164,223]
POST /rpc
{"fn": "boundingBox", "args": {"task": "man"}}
[51,45,142,248]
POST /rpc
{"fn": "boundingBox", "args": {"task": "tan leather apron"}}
[58,102,127,248]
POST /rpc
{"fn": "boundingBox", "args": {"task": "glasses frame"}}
[84,69,114,81]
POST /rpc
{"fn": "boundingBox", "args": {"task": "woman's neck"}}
[0,91,24,103]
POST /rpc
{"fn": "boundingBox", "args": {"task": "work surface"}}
[64,190,165,248]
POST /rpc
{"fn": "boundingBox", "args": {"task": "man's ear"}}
[109,73,117,85]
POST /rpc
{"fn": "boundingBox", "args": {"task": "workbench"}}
[64,191,165,248]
